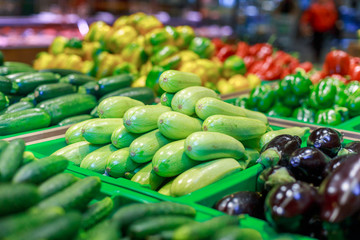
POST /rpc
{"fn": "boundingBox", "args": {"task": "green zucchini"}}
[0,65,35,76]
[5,72,33,80]
[39,68,83,77]
[4,101,34,114]
[22,151,38,165]
[78,81,98,95]
[81,197,114,230]
[0,75,12,94]
[0,139,25,181]
[38,173,78,199]
[95,74,133,97]
[59,73,96,86]
[37,93,97,124]
[84,220,119,240]
[99,87,155,105]
[58,114,93,126]
[34,82,76,102]
[12,72,60,95]
[0,108,51,135]
[4,61,32,68]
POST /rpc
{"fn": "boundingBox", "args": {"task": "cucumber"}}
[91,106,99,117]
[65,119,95,144]
[184,132,246,161]
[95,74,133,97]
[81,197,114,230]
[106,147,141,178]
[171,86,219,116]
[0,139,25,181]
[123,105,171,133]
[213,227,263,240]
[152,140,198,177]
[4,101,34,114]
[159,70,202,93]
[23,151,38,165]
[129,129,172,163]
[84,220,119,240]
[4,61,32,68]
[195,97,246,120]
[160,92,175,107]
[82,118,123,144]
[98,96,144,118]
[52,141,103,166]
[0,91,9,111]
[6,211,82,240]
[34,83,76,102]
[173,215,239,240]
[0,65,35,76]
[171,158,241,197]
[158,111,203,140]
[78,81,98,95]
[259,127,310,149]
[38,173,78,199]
[5,72,33,80]
[37,93,97,124]
[0,108,51,135]
[131,162,165,190]
[158,179,174,196]
[13,155,68,184]
[80,144,118,173]
[202,115,267,141]
[58,114,93,126]
[0,183,40,216]
[111,201,196,229]
[129,215,195,240]
[37,176,101,210]
[20,92,36,104]
[40,68,83,77]
[99,87,155,105]
[6,94,23,105]
[0,140,9,154]
[12,72,60,95]
[0,207,64,238]
[111,125,141,149]
[59,73,96,86]
[0,75,12,94]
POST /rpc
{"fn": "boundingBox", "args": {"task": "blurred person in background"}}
[300,0,339,63]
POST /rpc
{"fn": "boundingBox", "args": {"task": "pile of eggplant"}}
[215,127,360,239]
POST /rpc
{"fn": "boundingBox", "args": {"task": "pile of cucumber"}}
[50,70,305,197]
[0,58,155,136]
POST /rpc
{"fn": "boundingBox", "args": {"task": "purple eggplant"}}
[307,128,343,158]
[344,141,360,154]
[320,153,360,223]
[322,153,354,178]
[265,181,319,233]
[215,191,264,219]
[288,147,330,185]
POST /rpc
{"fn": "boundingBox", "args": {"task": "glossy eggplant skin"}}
[307,128,343,158]
[261,134,302,166]
[320,153,360,223]
[215,191,264,219]
[322,154,354,178]
[288,147,330,186]
[265,181,319,233]
[344,141,360,154]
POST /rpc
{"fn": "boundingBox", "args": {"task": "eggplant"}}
[338,141,360,156]
[215,191,264,219]
[320,153,360,223]
[307,128,343,158]
[288,147,330,185]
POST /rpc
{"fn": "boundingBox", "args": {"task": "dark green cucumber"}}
[13,155,68,184]
[22,151,38,165]
[85,220,119,240]
[36,93,97,124]
[5,72,33,80]
[6,94,23,104]
[59,73,96,86]
[34,82,76,102]
[12,72,60,94]
[37,176,101,211]
[4,101,34,114]
[0,66,35,76]
[78,81,98,95]
[19,92,36,104]
[213,227,263,240]
[39,68,82,77]
[0,108,51,135]
[0,75,12,94]
[0,207,64,238]
[6,211,82,240]
[38,173,78,199]
[0,139,25,181]
[0,140,9,154]
[0,183,40,216]
[0,91,9,111]
[81,196,114,230]
[4,61,32,69]
[58,114,93,126]
[112,202,196,229]
[129,216,195,240]
[173,215,239,240]
[99,87,155,104]
[95,74,133,97]
[90,106,99,117]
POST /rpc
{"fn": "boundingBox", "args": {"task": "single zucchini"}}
[0,65,35,76]
[0,75,12,94]
[111,125,141,149]
[99,87,155,105]
[78,81,98,95]
[12,72,60,95]
[4,101,34,114]
[64,119,95,144]
[38,173,78,199]
[34,82,76,102]
[95,74,133,97]
[59,73,96,86]
[0,139,26,181]
[97,96,144,118]
[82,118,123,145]
[58,114,93,126]
[106,147,141,178]
[159,70,202,93]
[130,162,165,190]
[81,197,114,230]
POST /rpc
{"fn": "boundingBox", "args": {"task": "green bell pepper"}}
[113,62,138,76]
[344,81,360,96]
[247,84,276,112]
[150,45,179,65]
[176,26,195,49]
[345,88,360,117]
[188,37,215,59]
[222,55,246,78]
[310,77,346,110]
[234,94,249,108]
[164,26,179,43]
[292,106,316,123]
[121,43,148,68]
[315,108,342,126]
[146,66,165,96]
[65,38,82,49]
[267,102,293,117]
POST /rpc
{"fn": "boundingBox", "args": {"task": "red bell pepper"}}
[297,61,313,72]
[248,43,273,60]
[350,57,360,81]
[310,71,326,84]
[216,44,236,62]
[235,42,249,58]
[211,38,225,53]
[324,50,350,76]
[243,55,255,69]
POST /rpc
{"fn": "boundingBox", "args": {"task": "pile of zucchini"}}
[0,58,155,136]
